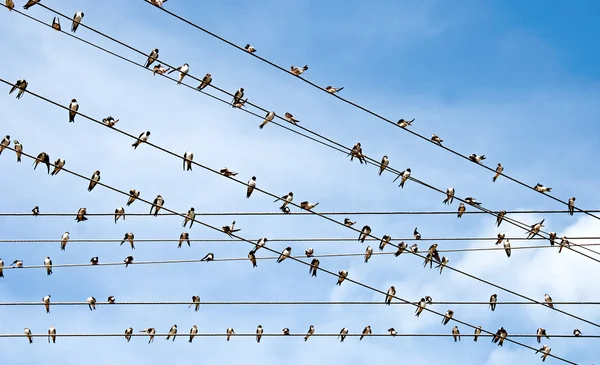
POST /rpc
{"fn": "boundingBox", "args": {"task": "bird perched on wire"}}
[255,325,263,343]
[124,327,134,342]
[325,86,343,94]
[274,192,293,210]
[349,143,366,164]
[360,326,372,341]
[397,118,414,128]
[358,225,371,243]
[246,176,256,198]
[145,48,159,68]
[183,151,194,171]
[259,111,275,129]
[0,135,10,155]
[244,44,256,53]
[452,326,461,342]
[108,296,115,304]
[198,73,212,90]
[379,235,391,251]
[568,197,576,215]
[290,65,308,76]
[338,327,348,342]
[178,232,190,248]
[457,203,466,218]
[200,253,214,262]
[127,189,140,206]
[222,221,240,237]
[277,247,292,263]
[489,294,497,311]
[33,152,50,174]
[90,257,99,265]
[284,112,300,125]
[153,64,169,75]
[559,236,570,253]
[219,167,238,177]
[88,170,100,192]
[24,327,32,344]
[43,295,51,313]
[5,0,14,11]
[378,155,389,175]
[60,232,69,251]
[124,256,134,267]
[168,64,189,85]
[75,207,87,222]
[435,256,449,274]
[305,248,314,257]
[9,79,28,99]
[309,258,319,277]
[442,187,455,204]
[248,251,257,268]
[149,0,168,7]
[139,328,156,343]
[364,245,373,263]
[150,195,164,216]
[120,232,135,250]
[442,310,454,325]
[544,294,554,308]
[468,154,486,163]
[166,325,178,341]
[384,286,395,305]
[336,270,348,285]
[300,201,319,211]
[464,197,481,206]
[183,207,195,228]
[13,140,22,162]
[132,131,151,149]
[394,242,407,256]
[527,219,545,239]
[114,207,125,223]
[87,296,97,311]
[304,325,315,341]
[344,218,356,227]
[503,240,511,257]
[189,295,200,311]
[534,183,552,193]
[431,134,443,145]
[536,344,551,362]
[492,163,504,182]
[102,116,119,127]
[32,206,39,216]
[394,168,411,188]
[536,328,549,343]
[51,159,66,177]
[496,233,505,245]
[496,210,506,227]
[71,11,84,33]
[44,256,52,276]
[232,88,244,107]
[48,326,56,344]
[68,98,79,123]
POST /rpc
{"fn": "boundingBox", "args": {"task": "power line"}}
[143,0,598,223]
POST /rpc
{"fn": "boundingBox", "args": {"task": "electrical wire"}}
[142,0,599,223]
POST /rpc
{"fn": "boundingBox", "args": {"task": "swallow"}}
[43,295,51,313]
[0,135,9,155]
[149,0,167,7]
[527,219,545,239]
[274,192,293,210]
[360,325,372,341]
[44,256,52,275]
[259,111,275,129]
[452,326,460,342]
[50,159,65,176]
[5,0,14,11]
[503,240,511,257]
[140,328,155,343]
[150,195,164,216]
[536,328,549,343]
[198,73,212,90]
[548,232,556,246]
[145,48,159,68]
[200,253,214,262]
[9,79,27,99]
[492,327,505,346]
[492,163,504,182]
[394,168,411,188]
[183,151,194,171]
[120,232,135,250]
[232,87,244,107]
[325,86,344,94]
[253,237,267,253]
[188,325,198,343]
[108,296,115,304]
[344,218,356,227]
[358,225,371,243]
[219,167,238,177]
[24,327,32,344]
[165,325,177,341]
[189,295,200,311]
[300,201,319,210]
[153,64,169,75]
[364,245,373,263]
[336,270,348,285]
[309,258,319,277]
[464,197,481,206]
[114,207,125,224]
[305,248,314,257]
[284,112,300,125]
[87,170,100,191]
[385,286,395,305]
[422,244,437,268]
[11,259,23,267]
[282,328,290,335]
[496,210,506,227]
[168,63,189,84]
[425,296,433,304]
[397,118,414,128]
[468,154,486,163]
[435,257,449,274]
[559,236,570,253]
[60,232,70,251]
[290,65,308,75]
[304,325,315,341]
[132,131,151,149]
[124,255,134,267]
[244,44,256,53]
[442,310,454,325]
[544,294,553,308]
[226,327,234,341]
[183,207,195,228]
[536,344,551,362]
[68,98,79,123]
[48,326,56,343]
[473,326,482,342]
[0,258,3,277]
[178,232,190,248]
[33,152,50,174]
[573,329,581,337]
[443,187,455,204]
[90,256,99,265]
[87,296,97,311]
[348,142,366,164]
[338,327,348,342]
[71,11,84,32]
[431,134,443,145]
[410,243,419,253]
[379,235,391,251]
[248,251,257,267]
[413,227,421,240]
[100,116,118,128]
[246,176,256,198]
[255,325,263,343]
[222,221,240,237]
[232,98,247,109]
[534,183,552,193]
[30,206,39,217]
[496,233,505,245]
[127,189,140,206]
[124,327,133,342]
[13,140,22,162]
[489,294,497,311]
[379,156,389,175]
[415,298,426,317]
[277,247,292,263]
[457,203,466,218]
[568,197,575,216]
[388,328,397,336]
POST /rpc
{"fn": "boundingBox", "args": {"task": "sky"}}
[0,0,599,364]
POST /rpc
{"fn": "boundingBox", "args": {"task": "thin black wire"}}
[0,146,577,364]
[142,0,600,225]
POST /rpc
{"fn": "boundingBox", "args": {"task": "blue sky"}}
[0,0,599,364]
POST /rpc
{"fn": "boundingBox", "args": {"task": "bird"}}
[222,221,241,237]
[9,79,28,99]
[410,243,419,253]
[452,326,461,342]
[304,325,315,341]
[573,329,582,337]
[492,327,507,346]
[246,176,257,198]
[379,235,391,251]
[108,296,115,304]
[358,225,371,243]
[255,325,263,343]
[90,257,99,265]
[120,232,135,250]
[415,298,426,317]
[50,159,65,176]
[388,328,397,337]
[496,210,506,227]
[219,167,238,177]
[32,206,39,216]
[309,258,319,277]
[149,0,167,7]
[489,294,497,311]
[150,195,164,216]
[568,197,576,216]
[548,232,557,246]
[124,327,133,342]
[23,0,40,10]
[43,295,51,313]
[394,168,411,188]
[397,118,414,128]
[200,253,214,262]
[140,328,156,343]
[71,11,84,32]
[442,310,454,325]
[435,256,449,274]
[336,270,348,285]
[33,152,50,174]
[364,245,373,263]
[305,248,314,257]
[144,48,159,68]
[492,163,504,182]
[300,201,319,210]
[259,111,275,129]
[183,207,196,228]
[290,65,308,75]
[189,325,198,343]
[528,219,545,239]
[24,327,32,344]
[153,64,169,75]
[244,44,256,53]
[360,325,372,341]
[424,244,441,268]
[282,328,290,335]
[559,236,570,253]
[48,326,56,344]
[274,192,293,210]
[536,328,549,343]
[178,232,190,248]
[277,247,292,263]
[443,187,455,204]
[248,251,257,268]
[0,135,10,155]
[44,256,52,275]
[102,116,119,127]
[503,240,511,257]
[457,203,466,218]
[425,296,433,304]
[348,142,366,164]
[496,233,505,245]
[132,131,151,149]
[198,73,212,90]
[464,197,481,206]
[344,218,356,227]
[253,237,267,253]
[284,112,300,124]
[13,140,22,162]
[536,345,551,362]
[385,286,395,305]
[468,154,486,163]
[189,295,200,312]
[166,325,177,341]
[413,227,422,240]
[232,98,247,109]
[473,326,482,342]
[87,296,97,311]
[114,207,125,224]
[124,256,134,267]
[68,98,79,123]
[0,258,3,277]
[431,134,443,145]
[379,156,389,175]
[168,64,189,84]
[5,0,14,11]
[544,294,554,308]
[325,86,344,94]
[126,189,140,206]
[88,170,100,191]
[11,259,23,268]
[338,327,348,342]
[226,327,234,341]
[534,183,552,193]
[232,88,245,107]
[183,152,194,171]
[60,232,70,251]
